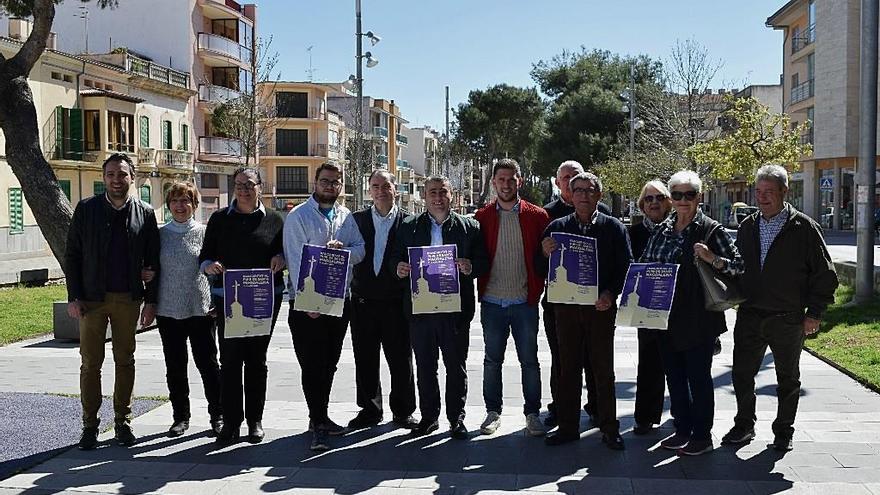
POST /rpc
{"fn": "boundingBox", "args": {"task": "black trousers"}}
[542,298,597,415]
[659,338,715,441]
[289,302,349,425]
[554,304,619,436]
[410,313,469,424]
[634,328,666,426]
[350,296,416,419]
[157,315,222,422]
[214,294,282,427]
[732,309,806,438]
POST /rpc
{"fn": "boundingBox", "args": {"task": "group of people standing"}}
[65,151,838,458]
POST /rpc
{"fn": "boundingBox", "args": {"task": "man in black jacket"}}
[540,171,631,450]
[348,170,417,430]
[390,176,489,439]
[65,153,160,451]
[722,165,838,452]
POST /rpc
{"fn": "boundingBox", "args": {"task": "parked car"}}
[728,202,758,228]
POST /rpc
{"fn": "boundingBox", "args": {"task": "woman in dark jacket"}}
[640,170,744,456]
[628,180,672,436]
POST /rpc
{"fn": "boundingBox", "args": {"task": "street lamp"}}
[352,0,380,210]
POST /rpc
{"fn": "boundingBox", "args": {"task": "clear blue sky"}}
[259,0,783,130]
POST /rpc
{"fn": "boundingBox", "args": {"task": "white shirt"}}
[371,204,397,275]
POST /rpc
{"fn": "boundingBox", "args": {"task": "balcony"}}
[396,134,408,146]
[396,159,409,169]
[123,54,190,89]
[199,136,242,157]
[139,148,194,170]
[199,84,241,104]
[790,79,814,105]
[260,143,332,158]
[198,32,252,65]
[377,154,388,166]
[792,24,816,54]
[373,127,389,139]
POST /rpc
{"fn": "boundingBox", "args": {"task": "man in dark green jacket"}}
[722,164,838,452]
[389,176,489,439]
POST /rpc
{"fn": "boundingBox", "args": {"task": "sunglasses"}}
[643,194,666,203]
[671,190,698,201]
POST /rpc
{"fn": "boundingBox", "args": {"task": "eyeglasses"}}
[318,178,343,188]
[643,194,666,203]
[234,181,259,191]
[670,190,698,201]
[571,186,599,196]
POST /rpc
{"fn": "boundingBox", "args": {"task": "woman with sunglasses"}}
[640,170,744,456]
[629,180,673,436]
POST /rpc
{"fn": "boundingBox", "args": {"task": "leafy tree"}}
[0,0,116,271]
[453,84,545,206]
[687,95,811,182]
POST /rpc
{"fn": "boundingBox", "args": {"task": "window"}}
[211,18,238,41]
[105,84,113,91]
[808,0,815,27]
[180,124,189,151]
[162,120,172,149]
[84,79,94,87]
[58,180,71,201]
[807,53,815,80]
[276,166,309,194]
[140,184,151,204]
[139,116,150,148]
[8,188,23,234]
[791,73,799,89]
[200,173,219,189]
[63,74,73,82]
[276,92,308,118]
[275,129,308,156]
[93,181,105,196]
[108,111,134,152]
[84,110,100,151]
[51,72,62,80]
[212,67,240,90]
[54,106,83,161]
[238,69,252,93]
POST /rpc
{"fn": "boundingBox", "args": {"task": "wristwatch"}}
[711,256,725,270]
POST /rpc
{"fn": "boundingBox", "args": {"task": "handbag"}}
[695,224,745,312]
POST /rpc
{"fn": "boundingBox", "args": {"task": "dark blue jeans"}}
[480,302,541,416]
[410,313,470,425]
[659,339,716,441]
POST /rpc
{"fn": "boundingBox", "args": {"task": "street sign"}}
[819,177,833,191]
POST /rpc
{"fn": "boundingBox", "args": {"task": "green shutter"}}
[162,121,172,149]
[8,188,24,234]
[59,180,71,201]
[139,116,150,148]
[181,124,189,151]
[68,108,83,160]
[54,106,64,160]
[140,185,151,204]
[93,181,105,196]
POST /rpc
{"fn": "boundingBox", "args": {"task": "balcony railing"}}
[377,154,388,165]
[125,54,190,89]
[199,84,241,104]
[790,79,814,105]
[139,148,194,169]
[396,134,408,145]
[199,136,242,157]
[198,32,252,63]
[260,143,333,157]
[800,129,814,146]
[328,143,340,153]
[792,24,816,54]
[373,126,388,139]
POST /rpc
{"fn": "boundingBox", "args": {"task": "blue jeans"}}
[481,301,541,416]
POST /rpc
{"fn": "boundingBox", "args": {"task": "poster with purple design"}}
[408,244,461,314]
[547,232,598,305]
[616,263,679,330]
[223,268,274,339]
[293,244,350,317]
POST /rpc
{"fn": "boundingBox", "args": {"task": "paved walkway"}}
[1,306,879,494]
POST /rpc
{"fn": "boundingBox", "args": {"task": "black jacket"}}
[628,221,652,261]
[351,207,408,300]
[544,198,611,220]
[736,204,838,319]
[65,195,160,303]
[539,211,632,298]
[388,211,489,325]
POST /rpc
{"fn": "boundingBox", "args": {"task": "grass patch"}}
[805,285,880,391]
[0,283,67,346]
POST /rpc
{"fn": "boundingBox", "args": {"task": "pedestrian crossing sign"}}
[819,177,833,190]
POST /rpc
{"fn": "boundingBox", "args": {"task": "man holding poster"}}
[390,176,489,439]
[284,163,365,452]
[540,171,632,450]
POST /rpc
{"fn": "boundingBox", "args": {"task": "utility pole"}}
[856,0,878,303]
[445,85,450,178]
[354,0,364,210]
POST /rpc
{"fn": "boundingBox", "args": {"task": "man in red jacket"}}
[474,159,551,437]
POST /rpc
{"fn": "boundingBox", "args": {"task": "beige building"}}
[0,20,194,260]
[258,81,345,211]
[767,0,875,230]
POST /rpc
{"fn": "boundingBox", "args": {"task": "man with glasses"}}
[539,171,631,450]
[283,162,365,451]
[66,153,160,450]
[347,170,417,430]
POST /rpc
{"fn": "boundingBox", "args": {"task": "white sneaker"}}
[525,413,546,437]
[480,411,501,435]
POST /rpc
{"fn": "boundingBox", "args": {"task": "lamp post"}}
[350,0,380,210]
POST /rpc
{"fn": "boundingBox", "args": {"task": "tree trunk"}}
[0,74,73,273]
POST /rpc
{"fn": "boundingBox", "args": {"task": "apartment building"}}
[0,19,193,260]
[50,0,258,221]
[767,0,874,230]
[401,125,443,213]
[258,81,345,211]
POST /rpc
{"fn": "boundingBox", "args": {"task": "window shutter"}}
[140,116,150,148]
[8,188,23,234]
